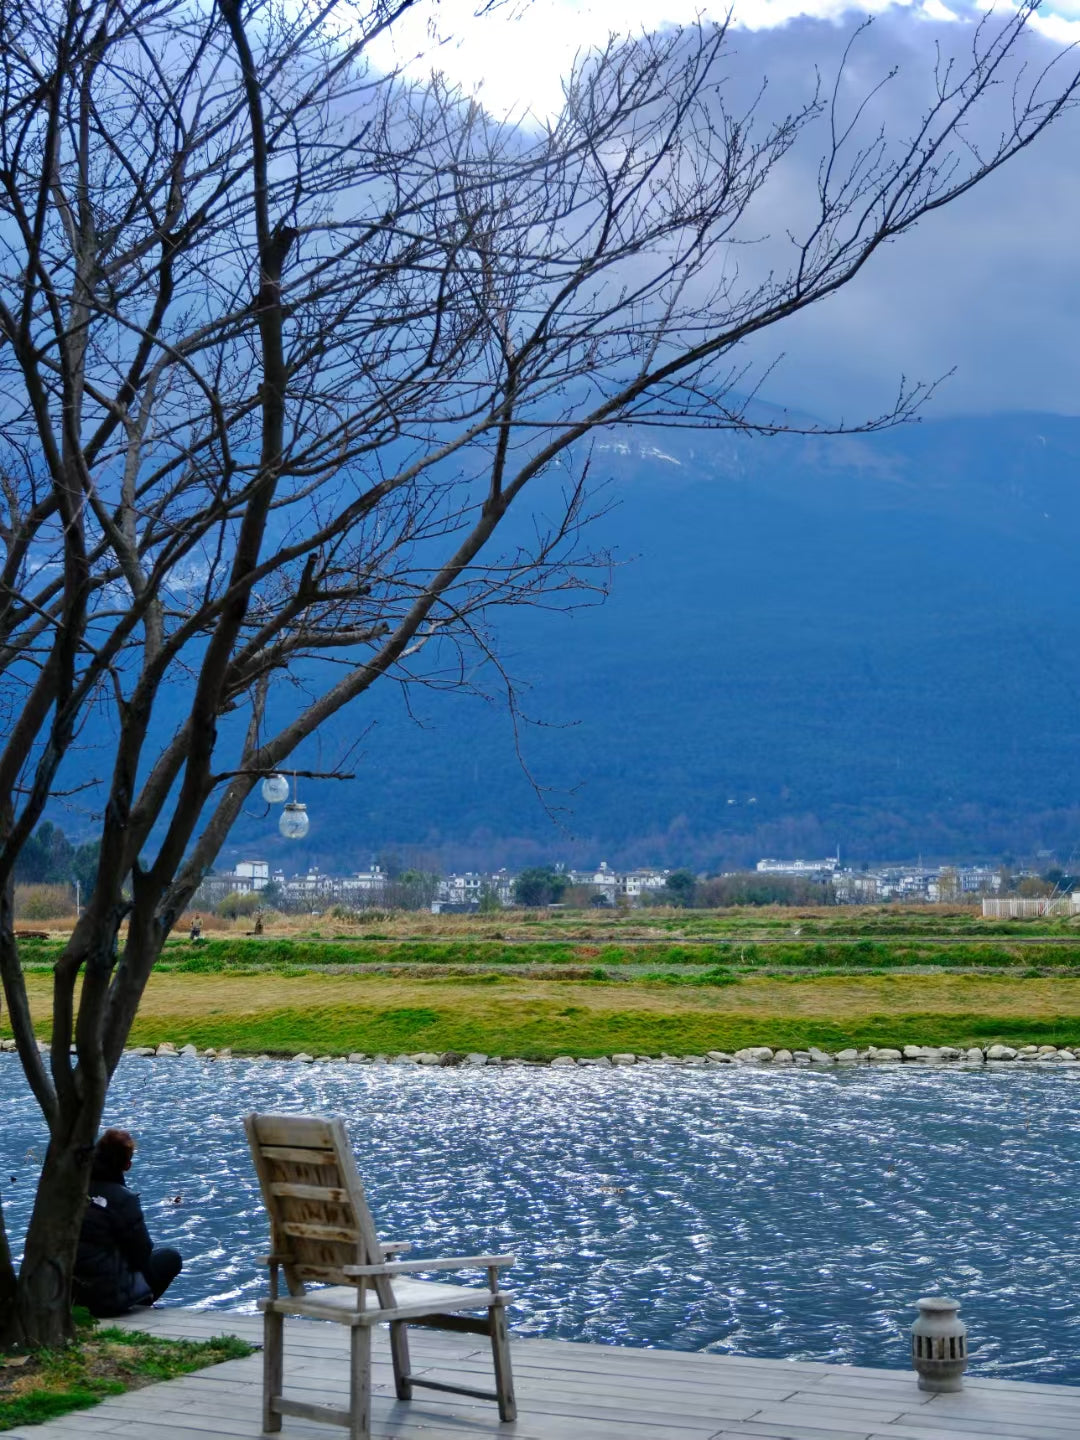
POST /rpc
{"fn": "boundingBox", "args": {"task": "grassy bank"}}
[18,934,1080,975]
[10,969,1080,1057]
[0,1316,251,1431]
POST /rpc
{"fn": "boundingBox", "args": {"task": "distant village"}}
[194,854,1078,913]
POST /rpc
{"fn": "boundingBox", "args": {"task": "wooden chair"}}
[245,1113,517,1440]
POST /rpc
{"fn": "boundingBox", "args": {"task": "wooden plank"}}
[738,1401,902,1431]
[344,1254,514,1275]
[250,1114,337,1148]
[259,1145,339,1165]
[887,1414,1080,1439]
[272,1395,352,1427]
[269,1181,349,1203]
[280,1220,361,1243]
[710,1421,877,1440]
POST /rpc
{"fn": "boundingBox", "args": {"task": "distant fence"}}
[982,896,1079,918]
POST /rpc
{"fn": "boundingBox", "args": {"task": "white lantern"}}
[261,773,290,804]
[279,802,309,839]
[911,1297,968,1392]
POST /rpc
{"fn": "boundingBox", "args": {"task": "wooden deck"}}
[9,1305,1080,1440]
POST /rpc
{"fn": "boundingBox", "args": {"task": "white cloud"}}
[367,0,1080,118]
[366,1,1080,417]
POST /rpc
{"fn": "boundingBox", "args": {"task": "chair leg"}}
[389,1321,413,1400]
[262,1309,283,1434]
[349,1323,372,1440]
[489,1304,517,1423]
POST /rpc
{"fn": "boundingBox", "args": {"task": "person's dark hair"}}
[94,1128,136,1175]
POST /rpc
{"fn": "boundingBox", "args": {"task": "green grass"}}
[122,999,1080,1058]
[0,1319,252,1431]
[20,934,1080,976]
[12,923,1080,1059]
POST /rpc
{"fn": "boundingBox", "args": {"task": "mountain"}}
[67,411,1080,873]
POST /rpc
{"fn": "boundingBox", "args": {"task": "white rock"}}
[463,1052,489,1066]
[578,1056,612,1067]
[835,1048,860,1062]
[986,1044,1018,1061]
[414,1053,441,1065]
[1018,1045,1039,1056]
[371,1054,388,1065]
[203,1048,217,1059]
[347,1053,368,1063]
[734,1046,774,1063]
[1057,1049,1076,1060]
[903,1045,926,1059]
[1,1038,17,1051]
[549,1056,576,1067]
[965,1047,985,1063]
[179,1043,198,1057]
[611,1054,636,1066]
[155,1043,178,1057]
[868,1048,903,1062]
[390,1054,418,1065]
[706,1051,734,1063]
[938,1047,962,1060]
[132,1045,155,1057]
[679,1056,707,1067]
[808,1048,835,1064]
[315,1055,333,1063]
[294,1052,315,1063]
[1037,1045,1059,1055]
[772,1049,794,1064]
[217,1047,232,1059]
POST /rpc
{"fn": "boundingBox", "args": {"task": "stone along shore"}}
[3,1040,1076,1066]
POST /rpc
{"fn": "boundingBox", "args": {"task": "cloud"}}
[718,10,1080,418]
[376,2,1080,418]
[367,1,1080,418]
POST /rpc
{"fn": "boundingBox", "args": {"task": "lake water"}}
[2,1055,1079,1381]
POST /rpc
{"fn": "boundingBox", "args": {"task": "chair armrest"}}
[380,1241,412,1256]
[343,1254,515,1277]
[258,1252,295,1266]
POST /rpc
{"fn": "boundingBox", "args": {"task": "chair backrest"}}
[245,1113,396,1306]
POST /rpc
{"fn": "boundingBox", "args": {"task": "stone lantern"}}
[911,1297,968,1392]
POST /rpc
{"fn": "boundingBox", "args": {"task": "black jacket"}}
[73,1162,155,1315]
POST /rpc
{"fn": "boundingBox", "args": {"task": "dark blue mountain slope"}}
[58,411,1080,872]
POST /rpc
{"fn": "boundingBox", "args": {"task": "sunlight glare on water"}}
[3,1056,1079,1380]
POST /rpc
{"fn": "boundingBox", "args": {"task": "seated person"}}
[73,1128,183,1317]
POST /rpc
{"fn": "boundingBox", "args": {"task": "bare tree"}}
[0,0,1074,1346]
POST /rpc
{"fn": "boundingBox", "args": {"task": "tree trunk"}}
[8,1136,95,1349]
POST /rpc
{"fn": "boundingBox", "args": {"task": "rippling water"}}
[3,1056,1079,1381]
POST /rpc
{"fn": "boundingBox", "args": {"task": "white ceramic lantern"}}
[911,1297,967,1392]
[261,773,290,805]
[279,801,310,839]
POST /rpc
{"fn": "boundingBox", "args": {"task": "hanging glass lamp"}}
[261,773,290,804]
[279,801,309,839]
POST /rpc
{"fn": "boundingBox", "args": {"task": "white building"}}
[756,857,839,877]
[234,859,269,891]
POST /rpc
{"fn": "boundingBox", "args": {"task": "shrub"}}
[15,883,75,920]
[215,891,262,919]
